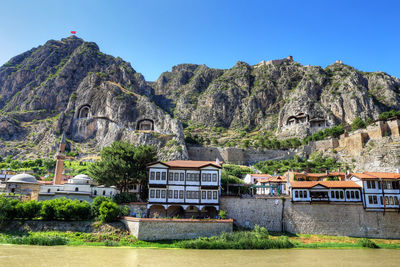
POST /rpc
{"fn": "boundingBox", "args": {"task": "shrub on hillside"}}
[91,196,113,217]
[98,201,120,223]
[351,117,366,131]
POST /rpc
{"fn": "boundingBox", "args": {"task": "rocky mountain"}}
[1,36,400,162]
[152,58,400,138]
[0,36,187,160]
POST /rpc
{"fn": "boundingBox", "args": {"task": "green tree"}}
[89,142,156,198]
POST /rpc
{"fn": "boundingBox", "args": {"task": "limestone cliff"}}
[0,36,187,160]
[1,37,400,164]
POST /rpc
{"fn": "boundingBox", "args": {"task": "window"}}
[168,172,173,181]
[331,191,334,198]
[377,181,381,189]
[335,191,339,199]
[150,190,155,198]
[212,174,217,182]
[300,191,303,198]
[385,196,389,205]
[174,173,179,181]
[207,174,211,182]
[351,191,355,199]
[304,191,307,198]
[180,173,184,181]
[295,191,298,198]
[207,191,212,199]
[75,187,79,192]
[168,190,172,198]
[346,191,350,199]
[161,190,166,198]
[390,196,394,205]
[195,173,199,181]
[355,191,359,199]
[202,191,206,199]
[213,191,217,199]
[173,190,178,199]
[393,182,399,190]
[156,172,160,180]
[150,172,155,180]
[94,190,97,195]
[202,173,206,182]
[367,181,376,189]
[380,196,383,205]
[340,191,344,199]
[162,172,166,180]
[156,190,160,198]
[395,197,399,205]
[187,173,192,181]
[179,190,183,199]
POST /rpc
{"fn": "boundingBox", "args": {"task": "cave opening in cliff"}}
[78,105,91,119]
[137,119,154,131]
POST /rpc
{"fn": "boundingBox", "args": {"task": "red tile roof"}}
[291,181,361,189]
[351,172,400,180]
[255,175,286,183]
[155,160,222,169]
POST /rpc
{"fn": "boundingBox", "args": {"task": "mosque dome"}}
[70,174,93,184]
[8,173,38,184]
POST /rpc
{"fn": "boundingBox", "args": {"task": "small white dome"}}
[70,174,93,184]
[8,174,38,184]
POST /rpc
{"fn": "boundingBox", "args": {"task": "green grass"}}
[0,229,399,249]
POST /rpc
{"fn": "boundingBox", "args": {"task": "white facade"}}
[351,175,400,210]
[38,174,117,202]
[291,181,362,203]
[147,161,221,212]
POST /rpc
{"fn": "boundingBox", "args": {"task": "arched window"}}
[351,191,355,199]
[346,191,350,199]
[390,196,394,205]
[355,191,359,199]
[47,189,51,193]
[340,191,344,199]
[94,190,97,195]
[78,105,91,119]
[103,190,105,195]
[11,188,15,193]
[75,187,79,192]
[295,191,298,198]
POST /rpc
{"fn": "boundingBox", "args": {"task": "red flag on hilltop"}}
[70,31,76,34]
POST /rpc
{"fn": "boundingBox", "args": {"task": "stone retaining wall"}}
[121,217,233,241]
[0,220,126,233]
[220,197,400,239]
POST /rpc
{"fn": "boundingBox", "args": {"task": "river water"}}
[1,245,400,267]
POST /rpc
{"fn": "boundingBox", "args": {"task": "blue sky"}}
[0,0,399,81]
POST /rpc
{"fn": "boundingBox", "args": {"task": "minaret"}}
[53,133,66,185]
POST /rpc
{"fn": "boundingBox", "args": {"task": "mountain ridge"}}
[1,36,400,162]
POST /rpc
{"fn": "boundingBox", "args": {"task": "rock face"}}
[152,58,400,138]
[0,36,187,160]
[1,37,400,162]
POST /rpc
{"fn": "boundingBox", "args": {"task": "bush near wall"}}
[0,195,122,223]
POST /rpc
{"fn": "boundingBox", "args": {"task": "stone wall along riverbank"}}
[220,197,400,239]
[121,217,233,241]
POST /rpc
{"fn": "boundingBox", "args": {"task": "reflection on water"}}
[1,245,400,267]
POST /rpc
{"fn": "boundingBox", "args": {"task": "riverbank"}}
[1,228,400,249]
